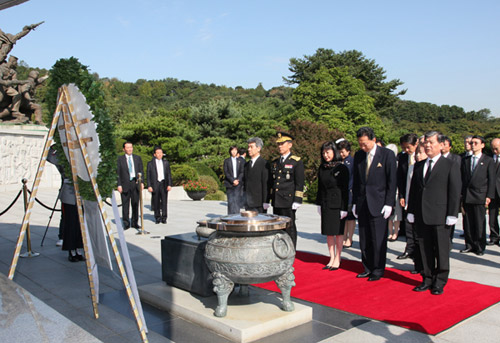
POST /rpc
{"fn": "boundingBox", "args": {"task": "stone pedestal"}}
[0,124,60,192]
[161,233,213,297]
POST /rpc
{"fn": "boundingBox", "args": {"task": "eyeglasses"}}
[471,141,482,145]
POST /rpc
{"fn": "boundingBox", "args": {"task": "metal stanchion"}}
[136,173,149,235]
[20,178,40,258]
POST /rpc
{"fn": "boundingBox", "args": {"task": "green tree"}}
[292,66,383,141]
[285,48,406,112]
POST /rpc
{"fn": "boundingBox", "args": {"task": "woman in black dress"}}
[316,141,349,270]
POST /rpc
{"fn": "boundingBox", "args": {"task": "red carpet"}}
[254,251,500,334]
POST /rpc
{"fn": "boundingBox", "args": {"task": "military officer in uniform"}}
[268,132,305,248]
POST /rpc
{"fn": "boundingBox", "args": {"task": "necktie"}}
[424,159,433,184]
[365,153,372,178]
[410,154,415,166]
[280,156,285,165]
[471,156,477,172]
[128,156,133,180]
[496,155,500,165]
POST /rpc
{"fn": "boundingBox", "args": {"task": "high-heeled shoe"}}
[322,265,332,270]
[329,266,339,271]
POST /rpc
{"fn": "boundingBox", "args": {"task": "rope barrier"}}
[26,189,62,212]
[0,190,22,216]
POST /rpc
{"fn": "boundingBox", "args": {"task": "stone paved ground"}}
[1,187,500,342]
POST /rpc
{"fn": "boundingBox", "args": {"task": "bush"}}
[205,190,226,201]
[198,175,219,194]
[188,161,221,188]
[305,178,318,204]
[171,164,198,186]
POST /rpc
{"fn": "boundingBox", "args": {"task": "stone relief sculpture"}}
[0,22,47,124]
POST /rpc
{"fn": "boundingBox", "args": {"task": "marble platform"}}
[139,282,313,343]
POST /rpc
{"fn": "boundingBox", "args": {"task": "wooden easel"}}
[8,85,148,342]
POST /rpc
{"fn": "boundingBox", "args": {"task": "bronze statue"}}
[0,22,46,124]
[0,22,43,63]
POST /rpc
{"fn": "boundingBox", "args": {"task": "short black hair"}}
[153,146,162,154]
[443,135,452,147]
[471,135,485,145]
[336,139,351,152]
[356,127,375,140]
[399,133,418,145]
[238,147,247,156]
[320,141,342,164]
[229,145,238,154]
[123,141,133,148]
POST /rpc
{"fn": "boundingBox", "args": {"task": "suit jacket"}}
[397,152,410,201]
[117,154,144,192]
[315,163,349,211]
[408,156,461,225]
[444,152,461,168]
[146,158,172,191]
[492,156,500,199]
[244,156,269,208]
[461,154,495,204]
[223,157,244,189]
[352,146,397,217]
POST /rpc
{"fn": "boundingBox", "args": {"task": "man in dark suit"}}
[396,133,419,261]
[460,135,495,255]
[441,135,462,246]
[223,146,245,214]
[244,137,269,213]
[488,138,500,246]
[146,146,172,224]
[269,132,305,248]
[117,142,144,229]
[352,127,397,281]
[407,131,461,295]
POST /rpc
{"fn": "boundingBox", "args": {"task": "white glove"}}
[381,205,392,219]
[407,213,415,223]
[352,204,358,218]
[292,202,301,210]
[446,216,458,226]
[263,203,270,210]
[340,211,348,219]
[317,206,321,215]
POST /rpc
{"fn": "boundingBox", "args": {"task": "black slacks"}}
[488,197,500,243]
[152,180,168,220]
[463,203,487,253]
[415,222,450,289]
[357,201,388,278]
[121,179,140,228]
[273,207,297,248]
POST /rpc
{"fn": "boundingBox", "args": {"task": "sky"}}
[1,0,499,116]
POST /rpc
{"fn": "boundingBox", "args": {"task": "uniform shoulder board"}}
[290,155,301,161]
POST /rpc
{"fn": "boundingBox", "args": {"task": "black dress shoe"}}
[475,251,484,256]
[368,276,381,281]
[431,287,444,295]
[357,271,371,278]
[161,218,167,224]
[155,219,161,224]
[397,253,409,260]
[76,254,86,261]
[486,241,497,246]
[413,283,431,292]
[68,255,79,262]
[460,248,473,253]
[123,226,130,231]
